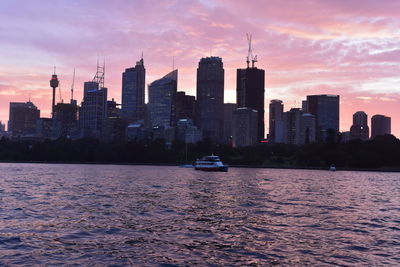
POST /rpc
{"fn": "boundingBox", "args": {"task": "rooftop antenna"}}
[246,33,258,68]
[172,56,175,71]
[71,68,75,102]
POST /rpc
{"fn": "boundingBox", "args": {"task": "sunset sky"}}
[0,0,399,137]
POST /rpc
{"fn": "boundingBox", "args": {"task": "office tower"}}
[269,100,283,142]
[222,103,237,144]
[174,91,196,122]
[283,108,302,145]
[148,70,178,127]
[8,101,40,137]
[232,107,258,147]
[236,67,265,142]
[306,95,340,141]
[299,113,316,145]
[53,101,78,139]
[121,58,145,122]
[196,56,224,142]
[36,118,53,139]
[371,114,391,138]
[350,111,369,140]
[79,81,107,138]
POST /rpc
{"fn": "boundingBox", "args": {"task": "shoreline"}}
[0,160,399,173]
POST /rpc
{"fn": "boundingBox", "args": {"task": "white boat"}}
[329,165,336,171]
[194,155,228,172]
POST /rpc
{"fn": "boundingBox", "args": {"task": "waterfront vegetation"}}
[0,134,399,170]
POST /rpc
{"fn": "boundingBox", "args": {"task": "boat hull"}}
[194,166,228,172]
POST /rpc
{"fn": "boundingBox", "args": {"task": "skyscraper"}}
[79,81,108,138]
[121,58,145,122]
[223,103,237,144]
[196,56,224,142]
[8,101,40,137]
[53,100,78,139]
[306,94,339,141]
[232,107,258,147]
[350,111,369,140]
[236,66,265,142]
[174,91,196,123]
[371,114,391,138]
[148,69,178,127]
[269,99,283,142]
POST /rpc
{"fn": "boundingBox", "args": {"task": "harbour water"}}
[0,163,399,266]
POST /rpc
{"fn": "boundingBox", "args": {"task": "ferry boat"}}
[194,155,228,172]
[329,164,336,171]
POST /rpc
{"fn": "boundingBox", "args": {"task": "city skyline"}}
[1,0,399,137]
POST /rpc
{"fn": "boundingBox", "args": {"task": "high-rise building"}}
[283,108,302,145]
[36,118,53,139]
[196,56,224,142]
[8,101,40,137]
[236,66,265,142]
[79,81,108,138]
[350,111,369,140]
[53,100,78,139]
[148,70,178,127]
[269,100,283,142]
[174,91,196,122]
[0,121,5,132]
[299,113,316,145]
[232,107,258,147]
[306,95,339,141]
[371,114,391,138]
[223,103,237,144]
[121,58,145,122]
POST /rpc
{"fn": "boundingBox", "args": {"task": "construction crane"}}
[246,33,258,68]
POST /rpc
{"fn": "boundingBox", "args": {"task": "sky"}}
[0,0,399,137]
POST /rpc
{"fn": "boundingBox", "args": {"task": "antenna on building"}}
[246,33,258,68]
[172,56,175,71]
[71,68,75,101]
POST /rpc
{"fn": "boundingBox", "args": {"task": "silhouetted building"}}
[269,100,283,142]
[174,91,196,123]
[126,120,150,141]
[176,119,202,144]
[237,66,265,141]
[232,107,258,147]
[8,101,40,137]
[101,99,125,142]
[36,118,53,140]
[299,113,316,145]
[121,58,145,122]
[107,99,121,118]
[306,95,339,141]
[53,100,78,139]
[79,81,107,138]
[371,114,391,138]
[283,108,301,145]
[341,131,351,143]
[148,70,178,127]
[196,56,224,142]
[0,121,5,132]
[223,103,237,144]
[350,111,369,140]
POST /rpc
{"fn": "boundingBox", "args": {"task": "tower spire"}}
[50,67,59,118]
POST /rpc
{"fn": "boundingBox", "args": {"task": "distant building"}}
[126,120,150,141]
[148,70,178,127]
[0,121,5,132]
[269,100,283,143]
[299,113,316,145]
[79,81,108,138]
[306,95,339,141]
[223,103,237,144]
[196,56,224,143]
[371,114,391,138]
[341,131,351,143]
[232,107,258,147]
[236,66,265,141]
[121,58,146,122]
[174,91,196,123]
[53,100,78,139]
[283,108,301,145]
[350,111,369,141]
[102,99,125,143]
[176,119,202,144]
[36,118,53,140]
[8,101,40,137]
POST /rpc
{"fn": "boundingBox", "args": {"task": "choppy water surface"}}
[0,163,399,266]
